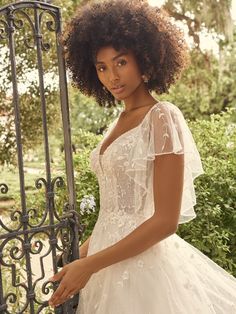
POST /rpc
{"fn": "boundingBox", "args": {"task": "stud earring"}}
[142,75,149,84]
[102,86,107,92]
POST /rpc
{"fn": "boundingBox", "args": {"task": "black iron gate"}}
[0,1,83,313]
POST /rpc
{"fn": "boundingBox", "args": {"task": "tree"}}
[159,39,236,121]
[155,1,236,120]
[0,0,84,165]
[163,0,233,49]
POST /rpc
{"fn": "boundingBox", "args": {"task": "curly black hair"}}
[62,0,189,106]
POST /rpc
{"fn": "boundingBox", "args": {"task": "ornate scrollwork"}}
[51,176,64,190]
[0,236,25,264]
[51,176,65,221]
[30,231,52,294]
[43,13,58,32]
[39,10,59,52]
[29,233,45,255]
[0,183,8,194]
[5,292,17,309]
[5,286,28,313]
[42,280,53,296]
[0,18,9,40]
[11,209,22,223]
[35,177,47,190]
[55,223,76,265]
[0,237,29,312]
[0,209,23,234]
[9,243,24,261]
[27,206,48,228]
[9,8,36,49]
[27,207,39,222]
[61,227,72,248]
[1,4,59,50]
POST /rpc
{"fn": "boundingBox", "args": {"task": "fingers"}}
[57,287,73,304]
[48,283,67,307]
[48,286,74,306]
[49,267,66,283]
[53,289,74,307]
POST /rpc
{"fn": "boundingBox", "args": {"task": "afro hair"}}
[62,0,189,106]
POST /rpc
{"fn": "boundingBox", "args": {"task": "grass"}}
[1,167,37,197]
[0,135,66,213]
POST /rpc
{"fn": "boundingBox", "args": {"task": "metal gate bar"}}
[0,1,81,313]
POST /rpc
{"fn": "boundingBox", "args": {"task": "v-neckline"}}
[99,102,159,157]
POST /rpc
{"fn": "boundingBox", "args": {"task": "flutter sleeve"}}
[125,101,204,224]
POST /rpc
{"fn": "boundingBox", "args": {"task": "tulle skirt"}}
[76,233,236,313]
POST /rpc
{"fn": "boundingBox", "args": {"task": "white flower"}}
[80,195,96,215]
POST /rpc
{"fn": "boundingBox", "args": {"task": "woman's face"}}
[95,46,145,101]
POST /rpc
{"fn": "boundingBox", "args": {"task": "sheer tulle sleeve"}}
[125,102,204,224]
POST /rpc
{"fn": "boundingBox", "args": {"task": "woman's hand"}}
[48,258,94,308]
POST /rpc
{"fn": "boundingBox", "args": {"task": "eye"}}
[97,66,106,72]
[117,59,127,67]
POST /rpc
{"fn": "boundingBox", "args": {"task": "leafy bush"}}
[72,129,102,240]
[70,90,120,135]
[177,109,236,276]
[158,48,236,121]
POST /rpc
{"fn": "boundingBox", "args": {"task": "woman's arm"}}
[79,236,91,258]
[86,153,184,272]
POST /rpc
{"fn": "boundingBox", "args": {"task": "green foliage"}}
[0,2,62,166]
[72,129,102,240]
[163,0,233,46]
[70,89,120,135]
[0,118,16,165]
[177,109,236,276]
[0,88,61,166]
[158,48,236,121]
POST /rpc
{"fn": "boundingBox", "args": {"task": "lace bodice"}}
[90,101,203,227]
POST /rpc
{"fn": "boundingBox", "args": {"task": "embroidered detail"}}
[121,270,129,280]
[137,259,144,268]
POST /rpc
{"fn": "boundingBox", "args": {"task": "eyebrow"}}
[95,52,128,65]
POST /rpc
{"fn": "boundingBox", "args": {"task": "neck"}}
[123,82,157,111]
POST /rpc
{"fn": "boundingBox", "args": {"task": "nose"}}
[108,66,120,84]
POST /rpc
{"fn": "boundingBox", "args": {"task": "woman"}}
[49,1,236,312]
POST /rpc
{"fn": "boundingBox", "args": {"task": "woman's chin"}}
[112,94,125,101]
[113,92,130,101]
[114,96,125,101]
[110,89,131,101]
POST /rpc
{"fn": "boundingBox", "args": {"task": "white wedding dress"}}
[76,101,236,314]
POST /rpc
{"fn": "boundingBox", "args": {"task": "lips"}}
[110,85,125,94]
